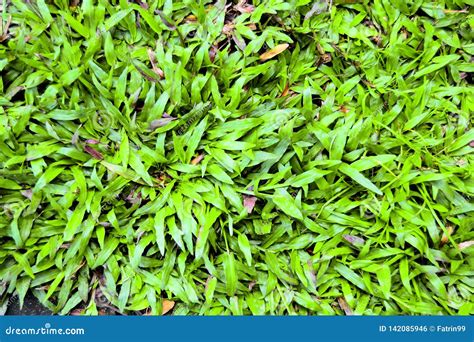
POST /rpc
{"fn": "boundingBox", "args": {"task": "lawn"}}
[0,0,473,315]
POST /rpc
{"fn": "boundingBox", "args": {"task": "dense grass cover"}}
[0,0,473,315]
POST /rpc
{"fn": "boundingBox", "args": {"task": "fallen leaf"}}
[247,23,257,30]
[147,48,164,79]
[459,241,474,250]
[259,43,289,61]
[209,45,218,62]
[191,154,204,165]
[235,0,254,13]
[243,195,257,213]
[222,23,235,36]
[337,297,353,315]
[280,83,289,97]
[162,300,175,314]
[441,225,454,244]
[232,33,246,50]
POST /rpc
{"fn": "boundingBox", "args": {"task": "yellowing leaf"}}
[259,43,289,61]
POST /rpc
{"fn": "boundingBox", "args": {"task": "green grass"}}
[0,0,473,315]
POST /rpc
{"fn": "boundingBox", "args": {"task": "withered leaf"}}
[84,145,104,160]
[343,234,365,246]
[337,297,353,315]
[149,117,176,130]
[235,0,254,13]
[459,241,474,250]
[243,195,257,213]
[162,299,175,314]
[441,225,454,244]
[259,43,289,61]
[191,154,204,165]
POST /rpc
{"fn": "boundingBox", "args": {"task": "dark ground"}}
[6,292,52,315]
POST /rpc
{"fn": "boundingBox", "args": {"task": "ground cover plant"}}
[0,0,473,316]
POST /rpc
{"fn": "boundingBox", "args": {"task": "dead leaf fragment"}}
[243,195,257,213]
[247,23,257,30]
[343,234,365,246]
[337,297,353,315]
[259,43,289,61]
[441,225,455,244]
[84,145,104,160]
[149,117,176,130]
[162,300,175,315]
[232,33,246,51]
[235,0,255,13]
[21,189,33,200]
[147,48,164,79]
[280,83,290,97]
[191,154,204,165]
[459,241,474,250]
[222,23,235,36]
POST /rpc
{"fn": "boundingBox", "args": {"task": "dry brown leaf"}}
[259,43,289,61]
[235,0,255,13]
[147,48,164,79]
[162,300,175,314]
[458,241,474,250]
[232,33,246,51]
[191,154,205,165]
[280,83,289,97]
[222,23,235,36]
[84,145,104,160]
[209,45,218,62]
[337,297,353,315]
[149,117,176,130]
[441,225,455,244]
[247,23,257,30]
[21,189,33,200]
